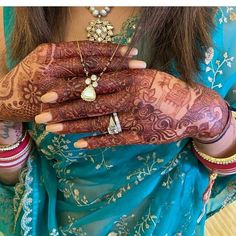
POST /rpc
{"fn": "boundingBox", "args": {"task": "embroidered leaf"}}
[227,62,232,67]
[223,52,228,58]
[218,70,223,74]
[204,47,214,64]
[218,83,222,88]
[205,66,211,72]
[208,76,213,82]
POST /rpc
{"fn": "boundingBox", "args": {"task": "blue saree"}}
[0,7,236,236]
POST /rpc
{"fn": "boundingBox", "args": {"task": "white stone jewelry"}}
[77,42,120,102]
[112,112,122,133]
[87,7,114,43]
[107,113,122,134]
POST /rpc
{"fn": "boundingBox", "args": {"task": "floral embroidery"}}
[78,147,114,170]
[59,215,87,236]
[126,152,164,184]
[112,15,138,44]
[204,48,234,89]
[160,150,187,176]
[112,214,135,236]
[58,179,99,206]
[21,157,34,236]
[134,207,158,236]
[41,135,73,162]
[49,228,59,236]
[106,183,132,204]
[216,180,236,210]
[218,7,236,24]
[13,166,28,231]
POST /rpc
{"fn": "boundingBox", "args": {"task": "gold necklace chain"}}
[77,42,121,102]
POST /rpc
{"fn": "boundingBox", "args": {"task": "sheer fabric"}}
[0,7,236,236]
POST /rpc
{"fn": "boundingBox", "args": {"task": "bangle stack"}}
[192,110,236,223]
[0,131,32,168]
[192,110,236,176]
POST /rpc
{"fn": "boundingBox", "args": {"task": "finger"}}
[73,131,145,149]
[42,41,138,60]
[41,70,135,103]
[43,55,130,78]
[35,90,133,124]
[45,112,134,134]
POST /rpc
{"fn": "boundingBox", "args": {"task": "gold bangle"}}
[192,141,236,165]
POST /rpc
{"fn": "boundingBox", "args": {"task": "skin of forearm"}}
[0,121,24,185]
[0,121,23,145]
[194,115,236,158]
[0,162,26,185]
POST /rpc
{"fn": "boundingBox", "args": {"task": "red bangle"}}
[192,146,236,175]
[0,133,30,158]
[0,132,31,168]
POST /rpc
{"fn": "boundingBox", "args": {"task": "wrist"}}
[194,100,230,144]
[0,121,23,145]
[0,131,31,169]
[193,110,236,158]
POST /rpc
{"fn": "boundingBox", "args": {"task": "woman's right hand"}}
[0,41,142,121]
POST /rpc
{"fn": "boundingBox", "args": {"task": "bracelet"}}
[0,130,27,152]
[0,132,32,168]
[0,133,30,159]
[192,143,236,176]
[192,141,236,165]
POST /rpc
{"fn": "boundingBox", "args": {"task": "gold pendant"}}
[86,19,114,43]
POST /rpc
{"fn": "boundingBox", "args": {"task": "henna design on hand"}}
[0,41,130,121]
[43,69,228,149]
[42,70,133,103]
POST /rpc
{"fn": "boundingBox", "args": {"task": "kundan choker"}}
[86,7,114,43]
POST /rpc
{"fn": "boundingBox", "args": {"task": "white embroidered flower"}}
[50,229,59,236]
[205,47,214,65]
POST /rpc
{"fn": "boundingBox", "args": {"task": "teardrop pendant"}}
[81,85,97,102]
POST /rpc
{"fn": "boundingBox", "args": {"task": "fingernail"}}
[74,140,88,148]
[46,123,63,132]
[41,92,58,103]
[35,112,52,124]
[129,48,138,56]
[120,47,138,56]
[129,60,147,69]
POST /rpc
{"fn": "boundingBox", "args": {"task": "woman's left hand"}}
[36,69,229,149]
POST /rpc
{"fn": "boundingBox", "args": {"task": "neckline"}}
[112,15,139,45]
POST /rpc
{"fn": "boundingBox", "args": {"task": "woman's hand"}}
[0,41,143,121]
[37,69,228,149]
